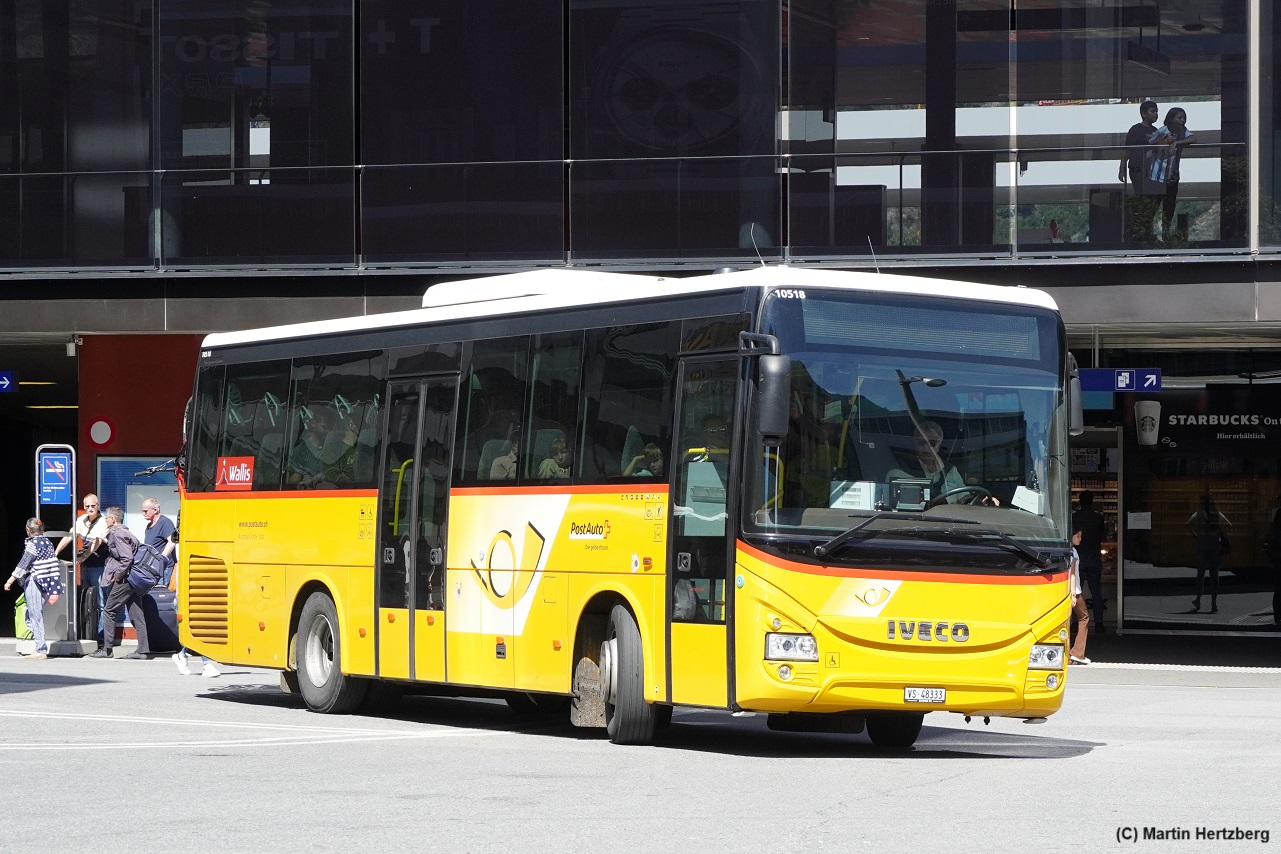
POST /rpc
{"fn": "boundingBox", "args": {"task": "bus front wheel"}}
[602,604,655,745]
[866,712,924,748]
[297,592,367,714]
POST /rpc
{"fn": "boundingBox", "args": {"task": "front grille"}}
[186,555,229,644]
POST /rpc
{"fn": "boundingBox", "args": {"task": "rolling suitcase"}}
[140,585,179,652]
[78,583,101,641]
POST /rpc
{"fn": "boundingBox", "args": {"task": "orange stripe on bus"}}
[184,489,377,500]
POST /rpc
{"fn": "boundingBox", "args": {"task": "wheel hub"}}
[303,615,334,687]
[599,637,618,705]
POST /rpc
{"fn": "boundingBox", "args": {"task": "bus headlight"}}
[1028,644,1065,670]
[765,633,819,661]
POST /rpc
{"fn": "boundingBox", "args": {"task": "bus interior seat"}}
[320,428,353,466]
[223,400,259,458]
[262,391,283,426]
[356,402,380,446]
[621,426,645,473]
[244,398,284,462]
[531,427,565,470]
[477,438,511,480]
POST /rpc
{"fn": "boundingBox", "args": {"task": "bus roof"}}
[200,266,1059,350]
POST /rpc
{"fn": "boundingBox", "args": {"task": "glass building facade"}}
[1,0,1277,271]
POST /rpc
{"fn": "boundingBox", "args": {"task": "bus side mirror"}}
[757,354,792,445]
[1068,352,1084,436]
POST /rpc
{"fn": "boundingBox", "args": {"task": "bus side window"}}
[526,331,582,482]
[284,351,387,489]
[222,360,290,491]
[188,364,225,492]
[579,322,677,482]
[454,337,529,485]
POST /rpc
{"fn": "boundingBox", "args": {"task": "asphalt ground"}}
[1,637,1277,853]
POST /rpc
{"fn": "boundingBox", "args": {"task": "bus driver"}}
[887,420,998,507]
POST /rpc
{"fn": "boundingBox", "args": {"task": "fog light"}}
[777,664,793,681]
[1058,628,1068,641]
[1046,674,1059,689]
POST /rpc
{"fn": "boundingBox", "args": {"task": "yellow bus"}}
[178,266,1080,746]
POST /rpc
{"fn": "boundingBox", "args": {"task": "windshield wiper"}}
[814,516,1054,569]
[813,512,977,558]
[925,526,1054,569]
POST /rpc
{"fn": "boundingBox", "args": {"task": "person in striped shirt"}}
[5,518,66,659]
[1146,107,1196,240]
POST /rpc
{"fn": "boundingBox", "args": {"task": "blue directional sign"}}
[0,370,15,392]
[1079,368,1161,393]
[38,452,73,505]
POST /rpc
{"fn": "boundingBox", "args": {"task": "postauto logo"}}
[215,456,255,491]
[568,520,610,540]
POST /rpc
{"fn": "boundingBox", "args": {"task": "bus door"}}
[667,356,739,707]
[376,377,457,684]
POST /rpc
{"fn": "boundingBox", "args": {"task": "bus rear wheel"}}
[297,591,367,714]
[601,604,655,745]
[866,712,924,748]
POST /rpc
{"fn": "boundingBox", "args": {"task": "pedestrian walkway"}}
[1082,631,1281,668]
[2,637,138,657]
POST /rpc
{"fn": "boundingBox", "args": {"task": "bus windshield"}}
[746,288,1070,570]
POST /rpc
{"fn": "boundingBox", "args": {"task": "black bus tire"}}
[604,603,655,745]
[296,591,367,714]
[359,679,403,715]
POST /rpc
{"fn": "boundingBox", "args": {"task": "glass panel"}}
[1012,1,1248,252]
[221,360,291,492]
[380,385,419,611]
[671,357,738,623]
[415,381,454,611]
[786,0,1013,255]
[525,332,582,482]
[361,163,563,262]
[359,0,563,165]
[188,364,226,493]
[160,168,355,265]
[284,351,389,490]
[454,338,530,484]
[1263,5,1281,246]
[580,322,678,482]
[0,172,154,268]
[568,0,778,161]
[746,290,1069,569]
[0,4,153,267]
[157,0,353,171]
[570,157,780,260]
[1104,347,1281,633]
[1012,141,1245,252]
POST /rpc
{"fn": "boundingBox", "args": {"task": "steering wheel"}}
[925,485,994,509]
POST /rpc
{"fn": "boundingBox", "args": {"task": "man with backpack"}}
[139,497,177,586]
[87,507,152,660]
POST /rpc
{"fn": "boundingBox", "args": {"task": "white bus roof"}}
[200,266,1059,350]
